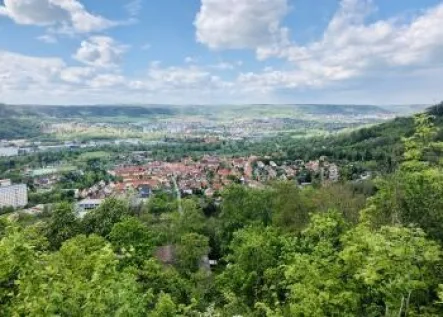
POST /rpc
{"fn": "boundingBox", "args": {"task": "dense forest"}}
[1,108,443,316]
[0,118,42,139]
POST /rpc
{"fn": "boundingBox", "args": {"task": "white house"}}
[77,198,103,211]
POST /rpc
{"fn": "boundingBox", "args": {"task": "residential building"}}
[0,179,12,187]
[0,147,19,157]
[76,199,103,218]
[0,184,28,208]
[77,199,103,211]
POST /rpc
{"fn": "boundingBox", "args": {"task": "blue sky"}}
[0,0,442,105]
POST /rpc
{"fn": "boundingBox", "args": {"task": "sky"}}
[0,0,442,105]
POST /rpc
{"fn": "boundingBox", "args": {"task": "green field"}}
[78,151,111,161]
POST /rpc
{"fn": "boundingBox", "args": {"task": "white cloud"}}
[141,43,151,51]
[3,0,443,107]
[60,66,95,84]
[0,49,243,105]
[185,56,198,64]
[0,50,64,91]
[211,62,235,70]
[0,0,119,33]
[73,36,128,68]
[248,0,443,90]
[125,0,142,17]
[88,74,125,88]
[37,34,57,43]
[195,0,289,50]
[0,0,68,26]
[147,64,225,90]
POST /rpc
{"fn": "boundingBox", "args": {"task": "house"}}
[76,199,103,218]
[77,198,103,210]
[217,169,231,177]
[138,185,152,198]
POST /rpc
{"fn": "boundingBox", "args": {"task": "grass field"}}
[78,151,111,161]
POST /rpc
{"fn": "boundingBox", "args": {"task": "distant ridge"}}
[0,103,429,120]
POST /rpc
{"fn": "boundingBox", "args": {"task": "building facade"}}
[0,147,19,157]
[0,184,28,208]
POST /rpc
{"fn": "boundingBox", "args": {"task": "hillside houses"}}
[111,155,340,196]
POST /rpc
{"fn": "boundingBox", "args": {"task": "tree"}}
[283,211,357,317]
[45,202,80,250]
[402,114,442,167]
[147,192,178,215]
[176,233,209,275]
[271,182,314,232]
[82,198,130,237]
[363,114,443,241]
[174,198,206,236]
[0,225,42,316]
[341,225,442,316]
[217,226,285,309]
[150,293,178,317]
[11,235,147,316]
[218,185,273,253]
[109,217,155,265]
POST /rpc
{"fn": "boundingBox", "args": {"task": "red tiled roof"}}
[218,169,231,176]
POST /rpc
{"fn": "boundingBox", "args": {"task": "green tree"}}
[271,182,314,232]
[138,259,191,305]
[176,233,209,275]
[174,198,206,236]
[147,192,178,215]
[45,202,80,250]
[363,114,443,241]
[283,211,357,317]
[150,293,178,317]
[0,225,42,316]
[341,225,442,316]
[82,198,130,237]
[12,235,147,316]
[402,114,442,167]
[109,217,155,265]
[218,185,273,253]
[217,226,285,309]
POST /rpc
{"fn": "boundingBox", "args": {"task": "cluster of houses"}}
[109,155,340,197]
[3,153,339,216]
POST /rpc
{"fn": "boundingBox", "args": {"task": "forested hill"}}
[324,102,443,159]
[269,102,443,172]
[0,103,416,121]
[295,104,392,115]
[0,104,178,139]
[0,104,176,119]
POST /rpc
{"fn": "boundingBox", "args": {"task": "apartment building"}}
[0,182,28,208]
[0,147,19,157]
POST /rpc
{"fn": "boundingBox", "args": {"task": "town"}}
[0,153,339,216]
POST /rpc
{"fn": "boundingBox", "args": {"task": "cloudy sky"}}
[0,0,442,105]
